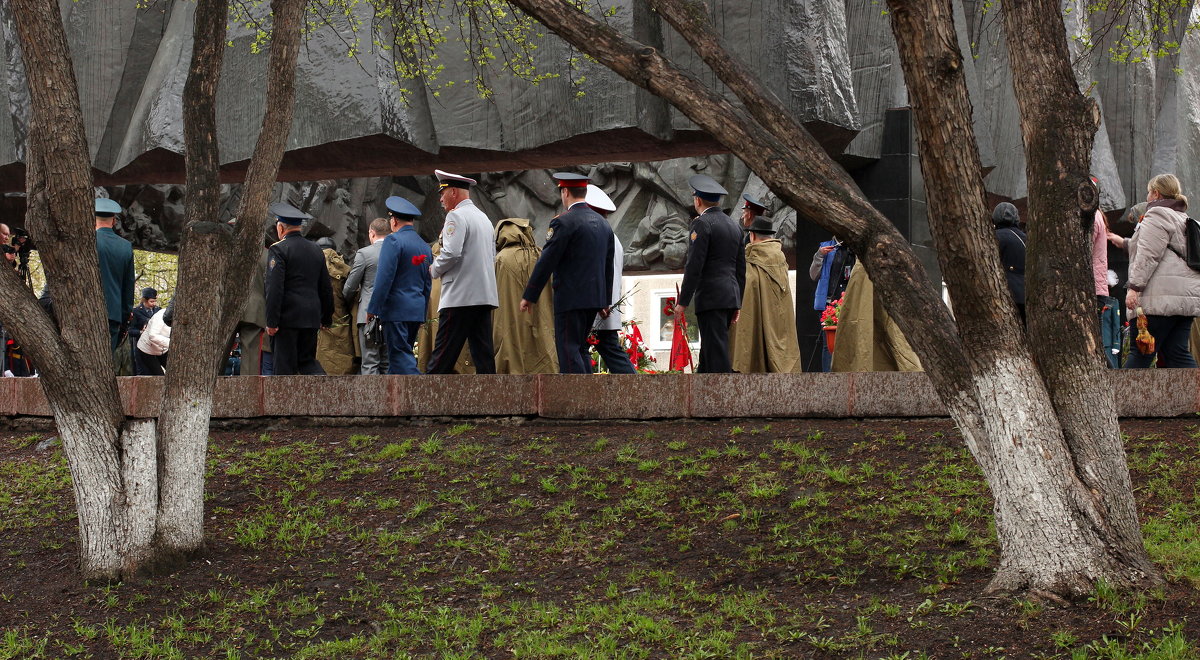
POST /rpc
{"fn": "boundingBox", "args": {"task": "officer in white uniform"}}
[427,169,500,373]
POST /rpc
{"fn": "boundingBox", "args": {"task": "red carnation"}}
[412,254,428,265]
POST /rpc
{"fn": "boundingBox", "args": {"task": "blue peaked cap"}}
[385,196,421,218]
[94,198,122,215]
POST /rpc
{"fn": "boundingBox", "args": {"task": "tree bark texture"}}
[507,0,1159,598]
[886,0,1158,597]
[156,0,306,556]
[6,0,152,581]
[1000,0,1160,593]
[505,0,991,452]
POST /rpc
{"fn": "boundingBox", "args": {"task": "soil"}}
[1,417,1198,658]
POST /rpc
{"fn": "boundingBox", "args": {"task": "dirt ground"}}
[1,417,1198,658]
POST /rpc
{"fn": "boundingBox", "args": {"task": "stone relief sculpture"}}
[99,154,797,274]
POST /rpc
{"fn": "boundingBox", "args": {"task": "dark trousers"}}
[428,306,496,374]
[134,347,167,375]
[272,327,325,375]
[554,309,601,374]
[1124,314,1198,369]
[594,328,636,374]
[696,308,736,373]
[384,321,422,375]
[109,319,122,351]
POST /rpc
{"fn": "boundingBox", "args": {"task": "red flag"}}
[670,318,692,372]
[626,321,645,368]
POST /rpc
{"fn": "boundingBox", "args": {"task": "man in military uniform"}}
[368,197,433,375]
[520,172,616,374]
[586,184,636,374]
[264,202,333,375]
[344,217,392,374]
[427,170,499,374]
[674,175,746,373]
[739,194,768,245]
[95,198,135,351]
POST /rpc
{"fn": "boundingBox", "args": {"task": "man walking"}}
[264,202,333,375]
[520,172,616,374]
[427,170,499,374]
[344,217,392,374]
[731,216,801,373]
[585,184,635,374]
[368,197,432,375]
[673,175,746,373]
[95,198,135,351]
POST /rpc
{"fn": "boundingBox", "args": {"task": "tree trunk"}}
[885,0,1159,597]
[506,0,1160,598]
[6,0,157,581]
[155,0,306,556]
[1000,0,1161,592]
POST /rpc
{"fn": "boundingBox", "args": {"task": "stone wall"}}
[2,370,1197,420]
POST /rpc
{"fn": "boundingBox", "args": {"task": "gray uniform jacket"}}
[240,249,269,328]
[344,239,384,324]
[430,198,499,311]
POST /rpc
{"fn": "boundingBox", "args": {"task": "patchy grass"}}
[0,419,1198,658]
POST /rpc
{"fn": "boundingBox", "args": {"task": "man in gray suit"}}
[344,216,392,374]
[427,169,499,374]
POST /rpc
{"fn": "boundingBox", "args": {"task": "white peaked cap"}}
[434,169,477,187]
[585,184,616,213]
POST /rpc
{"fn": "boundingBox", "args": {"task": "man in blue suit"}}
[520,172,616,374]
[368,196,433,375]
[94,198,135,351]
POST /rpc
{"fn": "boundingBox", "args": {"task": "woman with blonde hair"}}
[1124,174,1200,368]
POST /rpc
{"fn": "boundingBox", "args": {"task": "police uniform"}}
[522,173,616,374]
[265,202,334,375]
[94,198,135,351]
[677,175,746,373]
[368,196,433,375]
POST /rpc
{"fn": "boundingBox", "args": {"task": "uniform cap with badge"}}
[94,198,122,217]
[434,169,477,190]
[742,193,768,215]
[269,201,312,226]
[553,172,590,189]
[688,174,728,202]
[385,195,421,219]
[584,184,616,214]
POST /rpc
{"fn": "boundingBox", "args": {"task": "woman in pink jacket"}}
[1121,174,1199,368]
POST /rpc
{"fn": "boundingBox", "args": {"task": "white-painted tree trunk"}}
[52,409,159,581]
[155,397,213,553]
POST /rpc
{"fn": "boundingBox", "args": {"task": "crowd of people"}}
[3,172,1192,377]
[255,169,798,376]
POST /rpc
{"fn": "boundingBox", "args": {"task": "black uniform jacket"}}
[678,207,747,312]
[265,233,334,329]
[522,202,616,312]
[995,226,1027,305]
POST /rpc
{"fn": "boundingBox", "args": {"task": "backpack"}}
[1174,216,1200,271]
